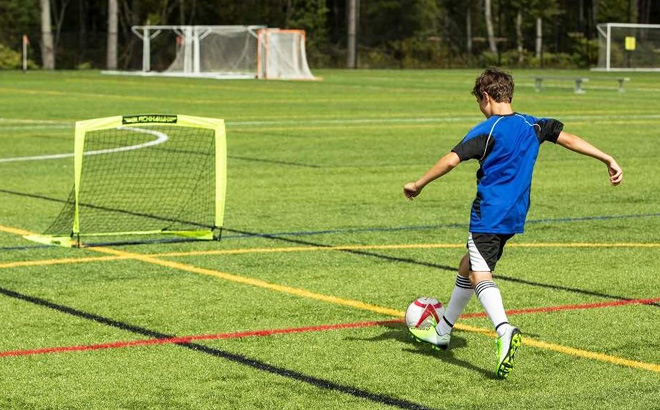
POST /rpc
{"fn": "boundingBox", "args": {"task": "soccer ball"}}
[405,297,444,329]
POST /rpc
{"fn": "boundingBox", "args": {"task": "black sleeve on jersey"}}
[535,119,564,144]
[451,134,494,162]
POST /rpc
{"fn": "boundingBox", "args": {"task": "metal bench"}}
[533,76,589,94]
[533,76,630,94]
[591,76,630,93]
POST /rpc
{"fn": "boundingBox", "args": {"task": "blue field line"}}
[221,212,660,240]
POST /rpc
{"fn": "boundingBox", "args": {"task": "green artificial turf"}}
[0,69,658,409]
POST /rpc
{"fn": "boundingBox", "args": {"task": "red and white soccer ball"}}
[405,297,444,329]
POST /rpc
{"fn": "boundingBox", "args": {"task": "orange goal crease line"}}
[0,224,658,373]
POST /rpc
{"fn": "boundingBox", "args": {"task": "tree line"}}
[0,0,658,70]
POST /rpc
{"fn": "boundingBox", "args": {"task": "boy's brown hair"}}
[472,67,514,103]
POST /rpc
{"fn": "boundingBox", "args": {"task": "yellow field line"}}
[2,242,656,271]
[454,322,660,372]
[526,338,660,372]
[89,246,404,317]
[0,241,655,272]
[1,240,658,270]
[510,242,660,248]
[151,242,660,258]
[0,225,34,236]
[0,224,658,373]
[0,256,126,270]
[90,246,660,373]
[150,243,466,258]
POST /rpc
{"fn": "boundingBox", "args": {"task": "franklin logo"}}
[122,115,178,124]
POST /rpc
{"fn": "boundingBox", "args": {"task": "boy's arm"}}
[403,152,460,200]
[555,131,623,186]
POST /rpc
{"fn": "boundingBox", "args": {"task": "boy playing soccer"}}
[403,67,623,379]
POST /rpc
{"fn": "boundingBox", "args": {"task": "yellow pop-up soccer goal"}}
[26,114,226,247]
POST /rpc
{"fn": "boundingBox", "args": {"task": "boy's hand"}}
[607,158,623,186]
[403,182,421,200]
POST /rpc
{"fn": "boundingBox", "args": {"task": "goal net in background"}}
[166,26,262,77]
[595,23,660,71]
[26,115,226,247]
[257,29,315,80]
[111,25,316,80]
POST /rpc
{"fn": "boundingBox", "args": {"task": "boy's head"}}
[472,67,514,103]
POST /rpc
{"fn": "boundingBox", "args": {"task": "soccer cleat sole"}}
[495,329,522,379]
[407,331,449,351]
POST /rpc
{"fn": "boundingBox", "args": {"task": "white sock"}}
[474,280,509,337]
[436,275,473,335]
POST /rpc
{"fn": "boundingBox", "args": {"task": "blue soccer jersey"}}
[451,113,563,234]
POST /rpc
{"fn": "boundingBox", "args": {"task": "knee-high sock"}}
[436,275,473,335]
[474,280,509,337]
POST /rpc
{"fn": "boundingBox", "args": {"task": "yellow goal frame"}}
[26,114,226,247]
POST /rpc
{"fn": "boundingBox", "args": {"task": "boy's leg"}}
[436,253,473,336]
[468,233,522,379]
[408,254,471,350]
[468,233,511,335]
[471,271,509,336]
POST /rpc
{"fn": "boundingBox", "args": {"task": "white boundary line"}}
[0,127,168,163]
[227,113,660,127]
[2,113,660,130]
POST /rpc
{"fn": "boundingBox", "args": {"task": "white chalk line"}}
[230,113,660,126]
[2,113,660,131]
[0,127,168,163]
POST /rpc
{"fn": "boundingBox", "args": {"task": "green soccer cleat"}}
[495,326,522,379]
[408,325,451,351]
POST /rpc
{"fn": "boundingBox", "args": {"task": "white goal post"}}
[595,23,660,71]
[116,25,316,80]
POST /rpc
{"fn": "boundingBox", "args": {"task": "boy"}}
[403,67,622,379]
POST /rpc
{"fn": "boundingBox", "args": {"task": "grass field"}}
[0,68,659,409]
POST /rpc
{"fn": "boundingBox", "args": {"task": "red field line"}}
[460,297,660,319]
[0,319,403,358]
[2,297,658,359]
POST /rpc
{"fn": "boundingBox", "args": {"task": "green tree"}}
[596,0,636,23]
[287,0,329,65]
[0,0,40,46]
[360,0,442,67]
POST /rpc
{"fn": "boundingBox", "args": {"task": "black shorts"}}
[466,233,515,272]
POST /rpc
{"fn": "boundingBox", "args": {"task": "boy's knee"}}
[469,270,493,286]
[458,254,470,277]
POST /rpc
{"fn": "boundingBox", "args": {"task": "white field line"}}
[2,113,660,131]
[0,125,73,131]
[0,127,168,163]
[0,118,65,124]
[226,113,660,127]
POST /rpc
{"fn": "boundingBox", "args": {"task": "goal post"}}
[26,114,226,247]
[595,23,660,71]
[257,29,315,80]
[103,25,316,80]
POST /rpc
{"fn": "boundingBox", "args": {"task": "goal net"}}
[167,26,262,78]
[125,25,315,80]
[257,29,315,80]
[26,115,226,247]
[595,23,660,71]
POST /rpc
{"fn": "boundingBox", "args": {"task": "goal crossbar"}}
[595,23,660,71]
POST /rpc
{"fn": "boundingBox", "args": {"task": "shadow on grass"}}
[347,322,496,379]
